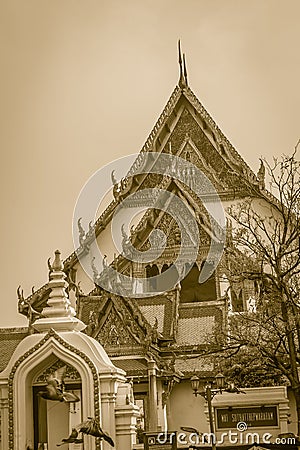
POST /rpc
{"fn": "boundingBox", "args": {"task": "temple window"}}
[145,263,179,293]
[180,261,217,303]
[146,264,159,292]
[157,264,178,292]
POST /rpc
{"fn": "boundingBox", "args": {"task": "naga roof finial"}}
[178,40,186,88]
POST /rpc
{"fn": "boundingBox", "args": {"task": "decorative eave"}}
[19,284,51,311]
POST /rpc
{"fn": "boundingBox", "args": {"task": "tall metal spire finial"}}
[178,40,186,88]
[183,53,188,86]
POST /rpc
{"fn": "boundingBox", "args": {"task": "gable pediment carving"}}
[79,294,150,347]
[96,305,142,347]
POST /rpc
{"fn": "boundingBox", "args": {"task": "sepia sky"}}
[1,0,299,327]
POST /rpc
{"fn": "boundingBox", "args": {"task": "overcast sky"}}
[1,0,299,327]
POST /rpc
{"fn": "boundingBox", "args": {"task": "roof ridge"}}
[127,85,181,176]
[23,283,51,304]
[140,85,181,153]
[64,199,119,267]
[63,85,182,269]
[0,327,28,333]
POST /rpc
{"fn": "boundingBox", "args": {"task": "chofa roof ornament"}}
[178,40,188,88]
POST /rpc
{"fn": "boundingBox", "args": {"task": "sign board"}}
[216,406,278,429]
[144,431,177,450]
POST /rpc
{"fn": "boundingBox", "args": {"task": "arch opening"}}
[180,262,216,302]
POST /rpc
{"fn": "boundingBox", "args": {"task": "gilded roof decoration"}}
[96,307,140,347]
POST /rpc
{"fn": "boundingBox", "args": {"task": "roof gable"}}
[63,81,262,273]
[23,79,263,311]
[78,293,154,348]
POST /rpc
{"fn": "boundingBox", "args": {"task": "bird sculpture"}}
[56,429,83,446]
[57,417,114,447]
[38,366,80,403]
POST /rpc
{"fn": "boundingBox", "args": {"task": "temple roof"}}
[18,55,273,314]
[0,328,29,372]
[62,80,262,271]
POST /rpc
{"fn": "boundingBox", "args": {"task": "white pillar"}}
[148,360,158,430]
[115,404,140,450]
[115,382,140,450]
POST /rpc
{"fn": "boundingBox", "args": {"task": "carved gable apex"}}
[96,305,137,346]
[130,177,220,247]
[96,304,143,347]
[137,203,211,256]
[111,180,219,290]
[176,136,226,191]
[161,106,247,194]
[81,295,150,347]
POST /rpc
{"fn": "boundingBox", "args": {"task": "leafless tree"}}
[222,143,300,434]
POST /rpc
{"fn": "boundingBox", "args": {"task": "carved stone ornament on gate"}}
[35,360,81,384]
